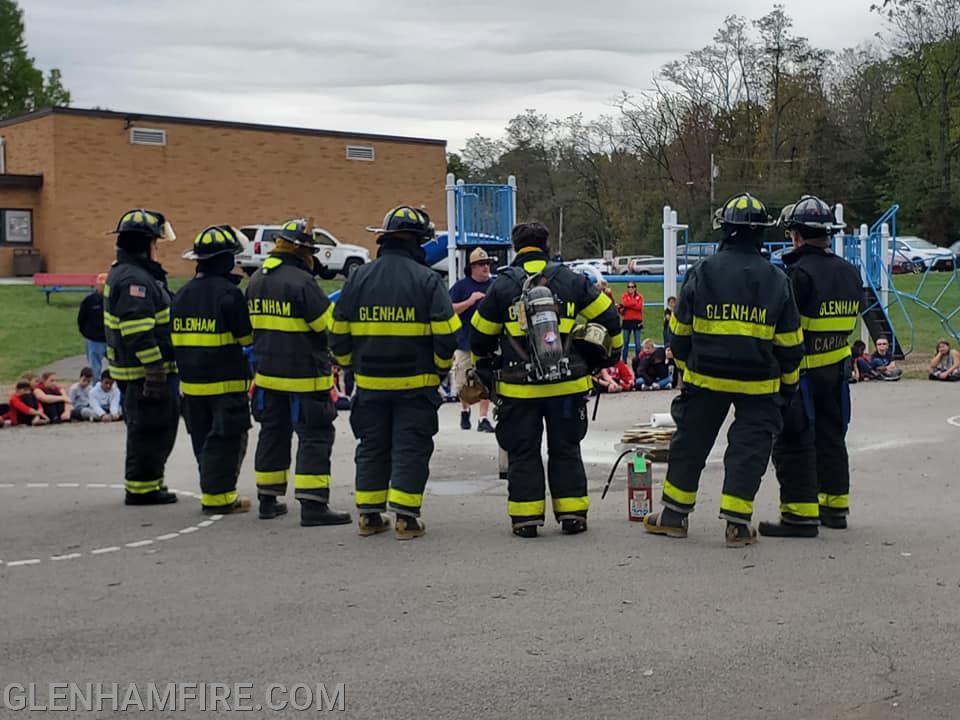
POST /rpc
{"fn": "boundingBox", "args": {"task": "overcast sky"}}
[21,1,885,151]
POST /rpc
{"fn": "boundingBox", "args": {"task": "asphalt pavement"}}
[1,381,958,719]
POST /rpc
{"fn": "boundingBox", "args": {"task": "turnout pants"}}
[772,364,851,520]
[182,393,251,509]
[349,388,440,517]
[253,389,336,503]
[120,377,180,496]
[662,386,783,524]
[495,394,590,527]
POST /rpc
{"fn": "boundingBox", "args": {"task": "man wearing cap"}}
[78,273,109,381]
[449,248,496,432]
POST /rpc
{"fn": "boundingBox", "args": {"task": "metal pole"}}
[859,223,870,347]
[833,203,844,256]
[558,206,564,258]
[709,153,716,216]
[445,173,457,289]
[662,206,675,307]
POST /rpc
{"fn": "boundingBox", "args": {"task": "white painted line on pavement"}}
[91,546,120,555]
[6,559,41,567]
[26,483,49,488]
[86,483,107,488]
[948,415,960,428]
[108,484,124,489]
[178,527,199,534]
[57,483,80,488]
[197,520,214,528]
[125,540,154,548]
[0,483,15,488]
[51,553,83,561]
[156,533,180,541]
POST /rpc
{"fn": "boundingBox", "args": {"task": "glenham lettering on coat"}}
[358,306,416,322]
[172,317,217,332]
[248,298,292,316]
[819,300,859,316]
[704,304,768,324]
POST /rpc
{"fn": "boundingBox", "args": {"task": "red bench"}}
[33,273,99,304]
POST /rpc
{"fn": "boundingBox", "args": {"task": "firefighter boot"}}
[820,509,848,530]
[258,494,288,520]
[300,501,352,527]
[203,497,252,516]
[561,518,588,535]
[358,512,391,537]
[125,489,178,506]
[460,410,471,430]
[642,507,688,539]
[395,514,425,540]
[512,525,538,539]
[725,521,759,547]
[759,520,818,538]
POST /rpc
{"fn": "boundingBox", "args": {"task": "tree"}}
[0,0,71,119]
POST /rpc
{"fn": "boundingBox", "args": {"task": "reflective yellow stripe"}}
[680,367,780,395]
[611,332,624,349]
[504,321,525,337]
[663,480,697,506]
[434,354,453,370]
[256,469,288,486]
[781,367,800,385]
[780,502,819,518]
[104,312,119,329]
[354,373,439,390]
[135,346,163,364]
[180,379,250,396]
[202,490,238,507]
[347,321,430,336]
[171,331,235,347]
[801,345,851,370]
[308,305,334,333]
[356,490,388,506]
[818,493,849,510]
[250,315,310,332]
[774,328,804,347]
[331,319,350,334]
[119,318,156,336]
[388,488,423,508]
[720,494,753,516]
[558,318,576,333]
[693,317,775,340]
[669,314,692,336]
[125,479,161,494]
[553,496,589,513]
[294,474,331,490]
[253,373,334,392]
[155,308,170,324]
[581,293,613,320]
[801,315,858,332]
[471,311,503,336]
[496,376,593,399]
[431,316,462,334]
[333,353,352,366]
[110,365,146,381]
[508,499,546,517]
[235,333,253,346]
[163,361,178,374]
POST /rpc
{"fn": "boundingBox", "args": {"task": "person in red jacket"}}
[7,380,50,426]
[620,282,644,361]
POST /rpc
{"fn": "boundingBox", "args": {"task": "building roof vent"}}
[130,128,167,146]
[346,145,374,161]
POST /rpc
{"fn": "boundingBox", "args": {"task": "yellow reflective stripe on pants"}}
[202,490,238,507]
[294,474,331,490]
[135,346,163,364]
[781,367,800,386]
[720,494,753,516]
[553,496,589,513]
[308,305,335,333]
[818,493,849,510]
[388,488,423,509]
[581,292,613,320]
[774,328,804,347]
[801,345,851,370]
[171,331,235,347]
[356,490,388,506]
[254,373,334,392]
[256,469,288,486]
[680,367,780,395]
[471,311,503,336]
[250,315,310,332]
[434,354,453,370]
[663,480,696,506]
[780,502,819,518]
[125,479,161,494]
[180,379,250,396]
[801,315,858,332]
[431,316,462,334]
[354,373,440,390]
[669,314,692,336]
[496,376,593,399]
[692,317,775,340]
[509,499,546,517]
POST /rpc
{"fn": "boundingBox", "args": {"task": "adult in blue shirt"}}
[449,248,496,431]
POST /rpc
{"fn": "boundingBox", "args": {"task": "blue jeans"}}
[621,324,644,361]
[85,340,106,380]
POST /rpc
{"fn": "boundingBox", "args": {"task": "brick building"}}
[0,107,447,276]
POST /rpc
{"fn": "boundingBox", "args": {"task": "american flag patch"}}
[129,284,146,298]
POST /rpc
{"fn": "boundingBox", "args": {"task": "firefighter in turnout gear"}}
[330,206,459,540]
[643,193,804,546]
[760,196,862,536]
[172,226,254,515]
[469,222,622,538]
[246,218,351,527]
[105,209,180,505]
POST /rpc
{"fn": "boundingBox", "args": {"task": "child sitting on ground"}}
[69,367,98,421]
[34,371,73,422]
[7,380,49,426]
[89,370,123,421]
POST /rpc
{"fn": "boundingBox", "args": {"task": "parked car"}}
[565,258,610,275]
[236,225,370,279]
[610,255,653,274]
[894,236,954,272]
[627,256,694,275]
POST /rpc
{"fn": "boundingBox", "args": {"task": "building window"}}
[0,209,32,245]
[346,145,374,161]
[130,127,167,146]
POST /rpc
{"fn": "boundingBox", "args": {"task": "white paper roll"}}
[650,413,675,428]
